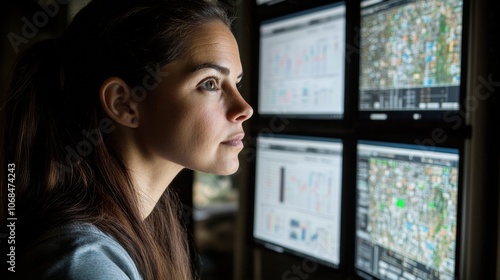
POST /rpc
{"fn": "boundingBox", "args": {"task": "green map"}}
[368,158,458,277]
[360,0,463,90]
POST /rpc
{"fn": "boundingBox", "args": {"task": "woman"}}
[1,0,252,279]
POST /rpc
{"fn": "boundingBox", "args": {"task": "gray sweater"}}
[13,223,142,280]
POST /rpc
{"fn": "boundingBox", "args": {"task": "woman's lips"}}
[221,133,244,148]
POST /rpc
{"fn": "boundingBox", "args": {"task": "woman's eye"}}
[199,78,220,91]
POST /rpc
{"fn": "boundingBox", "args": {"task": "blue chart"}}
[262,211,334,255]
[279,166,334,215]
[267,40,337,79]
[265,211,282,234]
[288,218,333,256]
[267,86,336,112]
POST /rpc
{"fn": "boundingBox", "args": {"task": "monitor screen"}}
[258,3,346,118]
[356,141,459,279]
[359,0,464,120]
[253,134,343,267]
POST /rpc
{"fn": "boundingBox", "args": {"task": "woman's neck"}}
[114,129,184,219]
[127,157,184,219]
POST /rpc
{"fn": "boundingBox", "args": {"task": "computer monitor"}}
[355,140,460,279]
[359,0,464,120]
[253,134,343,267]
[258,3,346,118]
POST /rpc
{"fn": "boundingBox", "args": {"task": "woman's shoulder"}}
[14,222,143,280]
[30,222,121,248]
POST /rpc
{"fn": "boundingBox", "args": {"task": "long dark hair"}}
[1,0,232,279]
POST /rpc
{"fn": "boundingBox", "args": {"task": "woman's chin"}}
[200,160,239,176]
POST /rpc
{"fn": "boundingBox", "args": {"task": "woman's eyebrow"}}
[192,62,243,78]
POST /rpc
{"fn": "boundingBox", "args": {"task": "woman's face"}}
[136,21,253,175]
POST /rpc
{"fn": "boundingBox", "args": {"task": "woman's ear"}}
[99,77,140,127]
